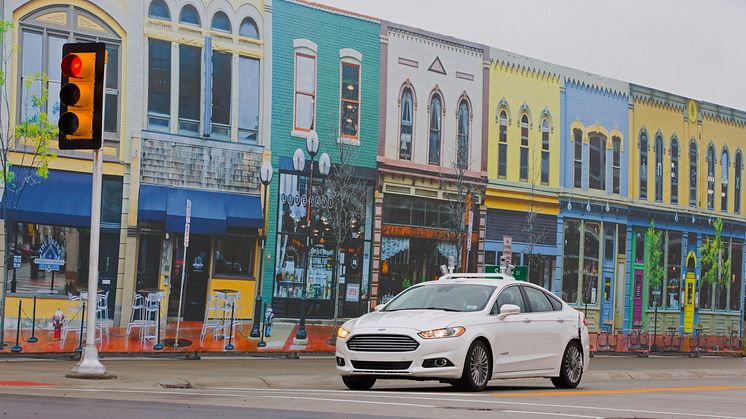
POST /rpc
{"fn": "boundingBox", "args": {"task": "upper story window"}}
[689,140,698,207]
[540,119,550,184]
[707,145,715,210]
[19,6,121,138]
[340,61,361,140]
[588,132,606,191]
[239,17,259,39]
[612,136,621,194]
[639,131,648,200]
[498,110,507,178]
[721,148,729,212]
[147,39,171,131]
[519,114,529,181]
[428,93,442,166]
[211,11,232,32]
[670,138,679,204]
[573,128,583,188]
[180,5,201,26]
[399,87,414,160]
[149,0,171,20]
[177,44,201,135]
[294,53,317,132]
[210,51,232,139]
[736,151,743,213]
[654,134,664,202]
[457,99,470,169]
[238,55,260,143]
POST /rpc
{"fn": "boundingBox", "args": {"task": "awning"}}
[0,168,92,227]
[138,184,263,235]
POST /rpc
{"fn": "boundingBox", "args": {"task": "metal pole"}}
[153,298,163,350]
[225,297,235,351]
[251,183,269,338]
[28,296,38,343]
[72,148,106,375]
[258,302,267,348]
[75,301,85,353]
[296,159,315,342]
[174,237,188,348]
[11,300,21,352]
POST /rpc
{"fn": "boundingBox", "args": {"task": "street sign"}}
[185,199,192,223]
[485,265,500,274]
[513,266,528,281]
[13,255,22,269]
[502,236,512,264]
[184,223,190,247]
[466,210,474,251]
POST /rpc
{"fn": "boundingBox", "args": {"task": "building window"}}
[399,88,413,160]
[214,237,256,278]
[634,230,645,264]
[689,141,698,207]
[180,5,200,25]
[211,11,231,32]
[238,56,260,143]
[178,44,201,134]
[498,110,508,178]
[588,133,606,191]
[340,62,360,139]
[735,151,742,213]
[520,114,529,181]
[639,131,648,200]
[428,94,442,166]
[210,51,232,139]
[149,0,171,20]
[147,39,171,131]
[721,149,729,212]
[457,99,470,169]
[562,220,581,304]
[294,53,316,132]
[654,134,664,202]
[707,145,715,210]
[541,119,550,184]
[582,222,600,305]
[612,136,621,194]
[666,232,682,309]
[671,138,679,204]
[573,129,583,188]
[239,17,259,39]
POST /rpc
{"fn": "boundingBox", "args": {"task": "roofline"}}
[288,0,380,23]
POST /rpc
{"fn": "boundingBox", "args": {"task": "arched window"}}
[498,110,508,178]
[457,99,470,169]
[654,134,664,202]
[211,11,231,32]
[736,151,743,213]
[428,94,442,166]
[689,141,698,207]
[573,128,583,188]
[721,148,729,212]
[541,119,550,184]
[239,17,259,39]
[180,4,200,26]
[639,131,648,200]
[589,132,606,191]
[612,136,621,194]
[149,0,170,20]
[707,145,715,210]
[670,138,679,204]
[519,114,529,181]
[399,87,413,160]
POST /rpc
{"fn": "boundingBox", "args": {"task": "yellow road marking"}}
[492,385,746,397]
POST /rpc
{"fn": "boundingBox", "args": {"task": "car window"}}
[495,286,526,314]
[523,286,554,312]
[384,284,496,312]
[546,292,563,311]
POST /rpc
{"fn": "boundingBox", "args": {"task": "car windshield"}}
[384,284,496,312]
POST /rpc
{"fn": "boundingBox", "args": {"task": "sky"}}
[313,0,746,111]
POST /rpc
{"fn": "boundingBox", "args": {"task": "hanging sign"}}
[34,239,65,272]
[346,283,360,302]
[184,222,190,248]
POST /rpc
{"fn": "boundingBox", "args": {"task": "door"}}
[169,235,211,321]
[632,270,644,327]
[683,251,697,334]
[600,275,613,327]
[520,285,563,370]
[98,232,119,320]
[490,285,536,373]
[614,261,626,331]
[136,234,162,291]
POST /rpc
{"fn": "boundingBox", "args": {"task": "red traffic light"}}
[61,53,94,78]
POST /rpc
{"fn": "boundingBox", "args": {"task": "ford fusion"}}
[335,274,590,391]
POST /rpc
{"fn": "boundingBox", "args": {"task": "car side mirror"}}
[374,303,386,312]
[497,304,520,320]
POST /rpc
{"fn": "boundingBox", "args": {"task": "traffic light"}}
[58,42,106,150]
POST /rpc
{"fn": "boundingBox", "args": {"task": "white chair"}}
[95,291,110,343]
[125,293,146,339]
[142,291,164,341]
[61,293,84,348]
[200,294,225,342]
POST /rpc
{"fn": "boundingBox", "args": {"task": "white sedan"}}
[335,273,590,391]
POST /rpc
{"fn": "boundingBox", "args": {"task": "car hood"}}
[349,310,468,332]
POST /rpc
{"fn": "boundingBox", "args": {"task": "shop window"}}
[149,0,171,20]
[670,138,679,204]
[211,11,231,32]
[340,62,361,140]
[573,129,583,188]
[634,230,645,264]
[211,51,232,139]
[699,235,714,310]
[639,131,648,200]
[730,240,743,311]
[238,56,260,143]
[654,134,664,202]
[541,119,550,184]
[428,94,442,166]
[519,114,529,181]
[706,145,715,210]
[527,255,554,291]
[588,132,606,191]
[498,111,508,178]
[715,238,731,310]
[148,39,171,131]
[561,220,580,304]
[604,226,614,262]
[214,237,256,278]
[457,99,470,169]
[612,136,621,194]
[180,5,200,26]
[666,232,682,309]
[485,251,497,266]
[582,222,600,304]
[689,141,698,207]
[101,177,123,224]
[648,229,664,309]
[721,149,729,212]
[618,228,626,255]
[178,44,201,134]
[399,87,414,160]
[294,52,316,132]
[239,17,259,39]
[735,152,743,213]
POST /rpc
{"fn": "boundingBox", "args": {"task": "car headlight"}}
[418,326,465,339]
[337,326,351,339]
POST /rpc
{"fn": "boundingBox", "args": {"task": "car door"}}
[490,285,536,373]
[521,285,564,371]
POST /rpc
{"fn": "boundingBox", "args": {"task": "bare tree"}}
[523,151,548,283]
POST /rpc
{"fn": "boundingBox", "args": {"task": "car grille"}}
[346,334,419,352]
[351,361,412,370]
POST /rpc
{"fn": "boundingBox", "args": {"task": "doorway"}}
[168,235,211,321]
[136,234,162,291]
[98,232,120,320]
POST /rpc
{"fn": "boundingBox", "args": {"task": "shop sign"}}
[35,239,65,272]
[13,255,21,269]
[192,255,204,273]
[502,236,512,264]
[346,283,360,302]
[280,192,332,209]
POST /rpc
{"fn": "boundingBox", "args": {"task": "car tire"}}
[552,341,583,389]
[342,376,376,390]
[455,340,491,392]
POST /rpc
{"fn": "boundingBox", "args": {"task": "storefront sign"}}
[34,239,65,272]
[503,236,512,264]
[192,255,204,272]
[346,283,360,302]
[280,192,332,209]
[383,224,478,242]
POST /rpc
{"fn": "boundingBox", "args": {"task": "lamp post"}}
[251,160,274,338]
[293,131,330,342]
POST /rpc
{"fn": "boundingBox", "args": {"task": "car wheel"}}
[455,340,491,392]
[342,376,376,390]
[552,341,583,389]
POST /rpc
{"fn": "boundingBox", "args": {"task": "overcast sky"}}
[314,0,746,111]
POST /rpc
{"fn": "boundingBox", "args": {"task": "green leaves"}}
[701,218,731,287]
[645,220,664,291]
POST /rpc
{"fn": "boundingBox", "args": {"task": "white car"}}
[335,273,590,391]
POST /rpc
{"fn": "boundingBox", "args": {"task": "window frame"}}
[149,0,171,20]
[612,136,621,194]
[735,151,743,213]
[457,98,470,170]
[519,114,529,181]
[588,132,606,191]
[498,110,508,178]
[399,86,414,161]
[239,17,260,39]
[654,134,664,202]
[293,51,317,133]
[339,61,361,141]
[670,138,679,204]
[689,140,698,207]
[428,92,443,166]
[211,11,232,33]
[212,236,257,279]
[540,119,550,185]
[707,145,716,210]
[179,4,201,26]
[639,131,648,200]
[573,129,583,188]
[721,148,729,212]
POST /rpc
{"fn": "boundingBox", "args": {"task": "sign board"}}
[512,266,527,281]
[34,239,65,272]
[346,283,360,302]
[466,210,474,251]
[485,265,500,274]
[502,236,512,264]
[184,222,190,247]
[185,199,192,223]
[192,255,204,273]
[13,255,22,269]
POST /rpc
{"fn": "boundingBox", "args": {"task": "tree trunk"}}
[332,243,341,326]
[0,217,9,345]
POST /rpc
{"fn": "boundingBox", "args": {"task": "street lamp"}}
[293,130,331,342]
[250,159,274,338]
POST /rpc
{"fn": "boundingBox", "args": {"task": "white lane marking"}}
[254,394,434,408]
[500,410,601,419]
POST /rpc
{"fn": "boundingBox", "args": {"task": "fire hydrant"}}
[52,308,64,341]
[264,305,274,337]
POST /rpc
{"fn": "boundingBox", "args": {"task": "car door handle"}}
[523,319,532,324]
[557,319,565,323]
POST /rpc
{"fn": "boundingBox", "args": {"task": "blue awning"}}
[138,184,263,235]
[0,168,92,227]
